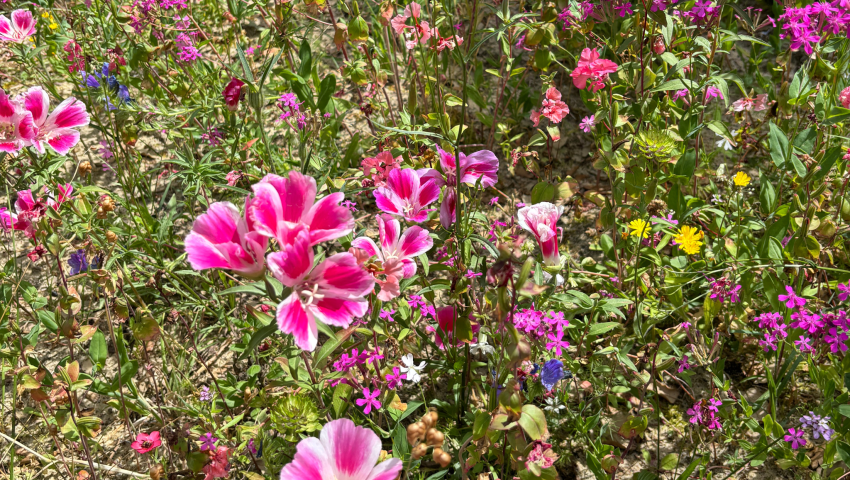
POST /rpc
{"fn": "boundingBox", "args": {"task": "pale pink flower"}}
[0,89,36,153]
[270,229,374,351]
[373,168,440,223]
[351,214,433,300]
[0,9,36,44]
[185,201,268,279]
[530,108,541,127]
[278,418,402,480]
[540,88,570,124]
[202,445,230,480]
[579,115,596,133]
[517,202,563,267]
[731,93,769,112]
[247,171,354,246]
[571,48,618,91]
[17,87,89,155]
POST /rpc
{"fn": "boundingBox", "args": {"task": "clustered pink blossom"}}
[753,312,788,352]
[707,276,742,303]
[571,48,618,92]
[778,2,850,56]
[513,308,569,341]
[360,151,400,188]
[676,0,721,27]
[531,87,570,127]
[390,2,463,51]
[687,398,722,430]
[176,32,202,62]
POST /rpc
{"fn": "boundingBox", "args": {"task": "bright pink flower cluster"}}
[707,277,742,303]
[753,312,788,352]
[676,0,721,27]
[391,2,463,51]
[687,398,722,430]
[1,87,89,155]
[360,151,400,188]
[3,185,74,239]
[778,2,850,55]
[531,88,570,127]
[571,48,618,92]
[512,308,568,341]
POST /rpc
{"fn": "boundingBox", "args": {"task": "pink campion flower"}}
[278,418,403,480]
[0,9,36,43]
[18,87,89,155]
[672,88,690,104]
[731,93,769,112]
[202,445,230,480]
[185,201,268,279]
[571,48,618,91]
[545,328,570,356]
[222,77,245,111]
[269,229,374,351]
[356,388,382,414]
[0,89,36,153]
[579,115,596,133]
[840,86,850,109]
[517,202,564,267]
[248,171,354,246]
[373,168,440,223]
[838,281,850,302]
[778,285,807,309]
[130,431,162,454]
[539,88,570,124]
[385,367,406,389]
[350,214,433,301]
[704,86,724,102]
[825,327,849,354]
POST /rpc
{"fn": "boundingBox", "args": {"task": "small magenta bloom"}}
[517,202,564,267]
[200,432,218,451]
[678,354,691,373]
[279,418,402,480]
[131,431,162,454]
[385,367,406,390]
[778,286,807,309]
[185,201,268,279]
[373,168,440,223]
[545,328,570,356]
[704,86,724,102]
[837,281,850,302]
[784,428,806,450]
[0,9,36,43]
[356,388,382,414]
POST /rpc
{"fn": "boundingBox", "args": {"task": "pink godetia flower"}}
[350,214,433,301]
[537,87,570,124]
[731,93,769,112]
[840,86,850,109]
[269,229,374,351]
[222,77,245,111]
[704,85,724,103]
[0,89,36,153]
[421,147,499,229]
[0,9,36,44]
[579,115,596,133]
[571,48,618,92]
[356,388,382,414]
[18,86,89,155]
[517,202,564,267]
[202,445,231,480]
[373,168,440,223]
[247,171,354,246]
[278,418,403,480]
[185,201,268,279]
[131,431,162,454]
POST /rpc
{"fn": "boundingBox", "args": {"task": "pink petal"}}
[416,168,444,187]
[247,182,283,238]
[189,202,240,245]
[373,188,402,215]
[314,252,375,297]
[45,128,81,155]
[397,226,432,260]
[460,150,499,187]
[311,296,369,327]
[0,16,11,37]
[351,237,382,260]
[267,229,313,287]
[376,276,400,301]
[11,9,35,34]
[386,168,420,202]
[320,419,384,480]
[279,437,334,480]
[44,97,89,130]
[440,188,456,229]
[399,258,417,278]
[365,458,404,480]
[277,293,319,351]
[377,214,400,253]
[416,176,441,207]
[306,192,354,245]
[437,147,456,172]
[21,87,49,126]
[0,90,15,119]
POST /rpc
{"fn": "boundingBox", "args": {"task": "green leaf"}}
[314,325,356,368]
[588,322,620,336]
[837,441,850,465]
[676,456,703,480]
[660,453,679,471]
[89,331,107,371]
[317,75,337,112]
[768,122,789,169]
[673,149,696,178]
[531,181,556,204]
[649,79,695,92]
[332,383,353,417]
[236,43,255,83]
[237,323,278,361]
[298,41,313,79]
[473,411,491,440]
[518,404,547,440]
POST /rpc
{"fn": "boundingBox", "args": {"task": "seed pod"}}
[407,422,425,444]
[427,410,439,425]
[425,428,444,447]
[421,413,435,429]
[411,443,428,460]
[106,230,118,243]
[432,447,452,468]
[79,161,92,176]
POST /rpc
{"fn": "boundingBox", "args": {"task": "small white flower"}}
[399,353,426,384]
[715,137,734,151]
[544,397,565,415]
[470,339,495,356]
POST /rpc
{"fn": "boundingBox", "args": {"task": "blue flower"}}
[69,249,89,275]
[540,359,565,391]
[117,84,132,104]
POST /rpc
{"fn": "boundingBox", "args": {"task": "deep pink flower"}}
[131,431,162,454]
[202,445,230,480]
[784,428,806,450]
[373,168,440,223]
[270,229,374,351]
[838,281,850,302]
[704,86,724,103]
[385,366,406,389]
[356,388,382,414]
[9,189,47,238]
[278,418,402,480]
[18,87,89,155]
[351,214,433,301]
[248,171,354,246]
[841,86,850,109]
[0,9,36,44]
[539,87,570,124]
[545,328,570,356]
[421,148,499,228]
[185,201,268,279]
[517,202,564,267]
[0,89,35,153]
[778,285,807,309]
[222,78,245,111]
[571,48,618,91]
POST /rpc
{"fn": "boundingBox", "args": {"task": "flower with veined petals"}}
[222,77,245,111]
[0,10,36,43]
[419,147,499,228]
[248,171,354,246]
[17,86,89,155]
[0,89,36,153]
[350,214,433,301]
[278,418,403,480]
[131,431,162,454]
[628,218,651,239]
[731,94,769,112]
[838,281,850,302]
[373,168,440,223]
[517,202,563,267]
[185,201,268,279]
[571,48,618,92]
[733,171,751,187]
[674,225,704,255]
[269,229,374,351]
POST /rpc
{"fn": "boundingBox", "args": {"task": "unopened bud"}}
[432,447,452,467]
[411,443,428,460]
[79,161,92,176]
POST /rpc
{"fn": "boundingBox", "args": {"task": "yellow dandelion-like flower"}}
[733,172,751,187]
[628,219,651,239]
[41,11,51,18]
[674,226,704,255]
[49,22,59,30]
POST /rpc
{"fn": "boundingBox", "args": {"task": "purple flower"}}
[199,432,218,451]
[677,354,691,373]
[69,249,89,275]
[579,115,596,133]
[199,386,213,402]
[540,359,565,391]
[784,428,806,450]
[778,286,807,309]
[385,367,406,390]
[838,281,850,302]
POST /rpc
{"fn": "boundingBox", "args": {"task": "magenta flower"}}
[0,9,36,44]
[420,147,498,228]
[837,281,850,302]
[17,87,89,155]
[356,388,382,414]
[517,202,564,267]
[248,171,354,246]
[678,354,691,373]
[199,432,218,451]
[704,86,724,102]
[350,214,433,301]
[269,229,374,351]
[279,418,402,480]
[545,328,570,356]
[784,428,806,450]
[222,77,245,111]
[385,367,406,390]
[825,328,849,354]
[571,48,618,92]
[0,89,35,153]
[672,89,690,104]
[778,286,807,309]
[373,168,440,223]
[579,115,596,133]
[185,202,268,279]
[130,431,162,454]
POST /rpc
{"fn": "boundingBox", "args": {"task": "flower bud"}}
[411,443,428,460]
[420,413,435,429]
[407,422,425,444]
[425,428,444,447]
[432,447,452,467]
[652,36,665,54]
[79,161,92,176]
[106,230,117,243]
